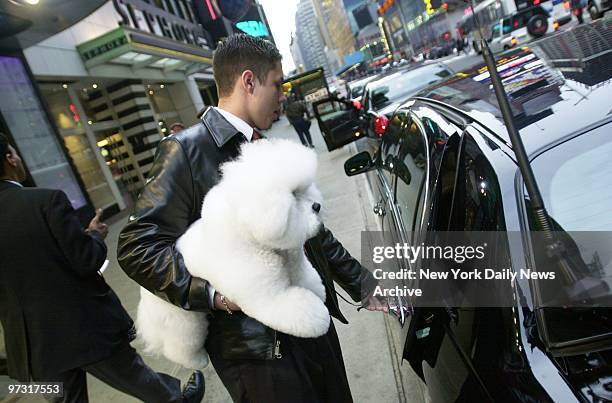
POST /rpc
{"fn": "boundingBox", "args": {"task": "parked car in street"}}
[347,75,379,101]
[322,20,612,402]
[313,63,452,151]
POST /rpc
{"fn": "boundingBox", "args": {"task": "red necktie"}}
[251,130,263,141]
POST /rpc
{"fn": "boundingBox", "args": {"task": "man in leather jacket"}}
[117,34,383,403]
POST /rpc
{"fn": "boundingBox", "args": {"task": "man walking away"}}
[285,92,314,148]
[0,133,204,403]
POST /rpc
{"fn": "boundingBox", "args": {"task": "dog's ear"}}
[240,191,293,243]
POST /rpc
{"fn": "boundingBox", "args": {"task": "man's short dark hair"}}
[213,34,282,98]
[0,132,9,177]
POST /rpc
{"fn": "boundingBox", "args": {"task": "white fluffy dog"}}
[136,139,330,369]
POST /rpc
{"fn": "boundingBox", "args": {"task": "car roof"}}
[365,62,449,92]
[413,20,612,155]
[347,75,379,89]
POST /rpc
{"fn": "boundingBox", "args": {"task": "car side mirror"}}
[344,151,374,176]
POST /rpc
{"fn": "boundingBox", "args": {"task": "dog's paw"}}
[247,287,330,338]
[165,347,210,370]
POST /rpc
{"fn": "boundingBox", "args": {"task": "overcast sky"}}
[259,0,299,73]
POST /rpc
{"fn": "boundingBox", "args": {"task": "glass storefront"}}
[198,82,219,108]
[0,55,88,210]
[146,84,182,135]
[39,84,122,212]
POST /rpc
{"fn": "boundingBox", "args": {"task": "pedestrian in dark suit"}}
[117,34,386,403]
[0,133,204,403]
[285,92,314,147]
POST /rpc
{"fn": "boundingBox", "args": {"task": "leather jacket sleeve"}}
[319,226,378,302]
[117,137,211,312]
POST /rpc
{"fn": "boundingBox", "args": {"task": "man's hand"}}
[363,294,389,313]
[214,292,241,312]
[87,208,108,239]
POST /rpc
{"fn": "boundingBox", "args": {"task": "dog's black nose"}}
[312,202,321,213]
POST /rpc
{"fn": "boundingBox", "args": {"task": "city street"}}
[1,0,610,399]
[89,117,429,402]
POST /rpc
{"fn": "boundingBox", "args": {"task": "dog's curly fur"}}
[136,139,329,369]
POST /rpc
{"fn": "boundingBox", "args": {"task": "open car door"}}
[313,97,363,152]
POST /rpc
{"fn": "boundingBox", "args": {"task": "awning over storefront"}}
[77,26,213,78]
[0,0,107,50]
[335,62,363,77]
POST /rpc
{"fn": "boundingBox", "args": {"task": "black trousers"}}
[210,321,353,403]
[290,119,313,146]
[40,342,182,403]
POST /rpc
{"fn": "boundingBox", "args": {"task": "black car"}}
[324,21,612,402]
[312,62,452,151]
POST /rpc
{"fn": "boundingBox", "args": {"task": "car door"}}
[387,106,497,402]
[412,125,509,402]
[312,97,362,151]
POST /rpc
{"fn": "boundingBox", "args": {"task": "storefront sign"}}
[112,0,209,48]
[235,20,269,37]
[80,28,129,62]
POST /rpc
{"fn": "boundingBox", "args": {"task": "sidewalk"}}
[1,117,426,402]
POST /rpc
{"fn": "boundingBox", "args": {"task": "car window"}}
[378,110,408,185]
[526,123,612,344]
[531,125,612,232]
[362,87,370,110]
[314,99,351,123]
[450,130,505,231]
[394,113,428,238]
[502,18,513,34]
[491,23,501,38]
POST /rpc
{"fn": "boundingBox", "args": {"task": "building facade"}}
[289,33,306,73]
[377,0,466,55]
[0,0,219,221]
[315,0,357,72]
[295,0,332,75]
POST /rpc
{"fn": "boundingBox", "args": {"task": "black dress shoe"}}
[182,370,204,403]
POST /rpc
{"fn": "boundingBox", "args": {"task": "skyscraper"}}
[294,0,331,75]
[314,0,356,69]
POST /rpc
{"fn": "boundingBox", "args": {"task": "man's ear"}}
[241,70,256,94]
[6,149,17,168]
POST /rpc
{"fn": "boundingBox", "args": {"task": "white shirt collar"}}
[214,107,254,142]
[1,179,22,187]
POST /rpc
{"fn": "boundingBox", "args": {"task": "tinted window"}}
[527,123,612,344]
[531,124,612,231]
[394,114,428,236]
[351,85,364,99]
[378,110,408,185]
[451,131,505,231]
[491,23,502,38]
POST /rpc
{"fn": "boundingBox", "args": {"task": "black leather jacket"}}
[117,107,376,360]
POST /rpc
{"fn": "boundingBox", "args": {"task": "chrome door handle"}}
[373,201,386,216]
